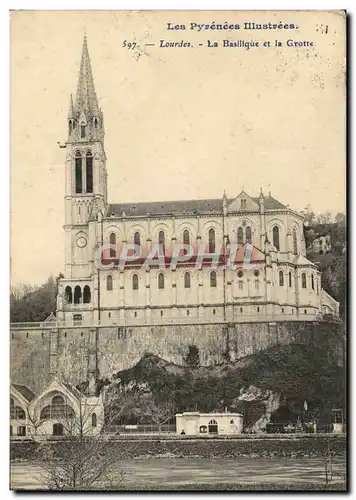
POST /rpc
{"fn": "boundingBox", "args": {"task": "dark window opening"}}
[311,274,315,290]
[17,426,26,437]
[107,275,113,291]
[53,423,64,436]
[133,274,139,290]
[86,151,93,193]
[184,272,191,288]
[65,286,72,304]
[75,152,82,194]
[246,226,252,244]
[208,228,215,253]
[92,413,97,427]
[183,229,190,245]
[74,285,82,304]
[293,228,298,255]
[83,285,91,303]
[289,272,292,287]
[210,271,217,287]
[273,226,280,251]
[109,233,116,258]
[81,123,86,138]
[302,273,307,289]
[237,227,244,245]
[158,273,165,289]
[279,271,284,286]
[134,232,140,247]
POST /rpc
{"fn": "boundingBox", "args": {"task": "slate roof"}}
[12,384,35,402]
[106,196,286,218]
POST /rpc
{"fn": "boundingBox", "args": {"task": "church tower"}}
[64,36,107,278]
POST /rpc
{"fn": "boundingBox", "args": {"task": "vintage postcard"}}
[10,10,347,491]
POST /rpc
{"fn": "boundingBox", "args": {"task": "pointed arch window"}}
[279,270,284,286]
[74,285,82,304]
[92,413,97,427]
[208,228,215,253]
[301,273,307,289]
[246,226,252,244]
[86,151,93,193]
[69,120,73,135]
[311,274,315,290]
[158,231,165,253]
[132,274,139,290]
[183,229,190,246]
[237,227,244,245]
[273,226,280,251]
[93,117,98,129]
[293,228,298,255]
[158,273,165,289]
[210,270,217,287]
[134,232,141,247]
[65,286,73,304]
[184,272,191,289]
[81,122,86,139]
[288,272,292,287]
[109,233,116,258]
[75,152,83,194]
[83,285,91,303]
[107,275,113,291]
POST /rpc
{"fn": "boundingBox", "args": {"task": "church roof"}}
[12,384,35,402]
[106,195,286,218]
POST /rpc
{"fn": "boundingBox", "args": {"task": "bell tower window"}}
[86,151,93,193]
[75,152,83,194]
[81,123,86,139]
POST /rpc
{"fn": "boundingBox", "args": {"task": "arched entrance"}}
[208,419,218,434]
[53,423,64,436]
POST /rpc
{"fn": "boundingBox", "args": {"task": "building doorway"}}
[53,423,64,436]
[208,419,218,434]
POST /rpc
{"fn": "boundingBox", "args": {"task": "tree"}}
[10,275,61,323]
[140,394,175,434]
[185,345,200,368]
[28,390,133,491]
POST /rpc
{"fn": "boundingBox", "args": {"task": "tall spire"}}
[74,35,99,117]
[67,94,75,118]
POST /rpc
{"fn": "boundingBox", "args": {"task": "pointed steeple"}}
[74,35,99,117]
[67,94,75,119]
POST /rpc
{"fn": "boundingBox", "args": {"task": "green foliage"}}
[185,345,200,368]
[10,274,62,322]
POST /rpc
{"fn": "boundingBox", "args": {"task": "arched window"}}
[75,151,82,194]
[245,226,252,244]
[40,405,51,419]
[311,274,315,290]
[65,286,72,304]
[208,419,218,434]
[86,151,93,193]
[134,232,140,247]
[273,226,280,251]
[210,270,217,287]
[289,272,292,287]
[93,117,98,129]
[69,120,72,135]
[237,227,244,245]
[83,285,91,303]
[52,395,65,417]
[132,274,139,290]
[74,285,82,304]
[208,228,215,253]
[158,273,165,289]
[293,228,298,255]
[184,272,191,288]
[183,229,190,245]
[92,413,97,427]
[279,270,284,286]
[10,399,26,420]
[301,273,307,289]
[81,123,86,139]
[158,231,165,253]
[109,233,116,258]
[107,275,113,291]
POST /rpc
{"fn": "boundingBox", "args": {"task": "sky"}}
[10,10,346,286]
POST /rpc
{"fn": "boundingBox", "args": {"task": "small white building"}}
[175,412,243,436]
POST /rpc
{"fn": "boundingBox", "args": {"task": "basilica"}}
[56,37,339,328]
